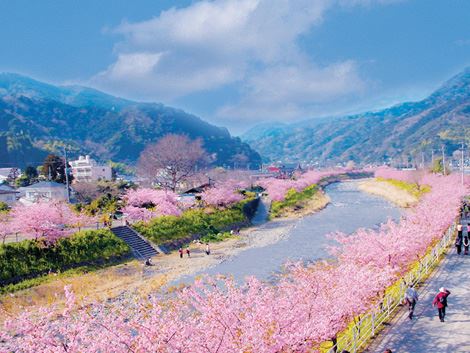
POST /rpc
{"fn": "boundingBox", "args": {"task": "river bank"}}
[358,178,418,207]
[272,189,331,219]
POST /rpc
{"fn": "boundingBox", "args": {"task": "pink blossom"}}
[259,169,347,201]
[201,180,245,207]
[2,174,467,352]
[9,201,76,242]
[122,188,181,221]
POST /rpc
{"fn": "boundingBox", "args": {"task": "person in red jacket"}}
[432,287,451,322]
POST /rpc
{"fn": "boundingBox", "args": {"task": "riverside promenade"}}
[366,222,470,352]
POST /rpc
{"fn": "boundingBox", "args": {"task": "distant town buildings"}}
[70,155,112,182]
[19,181,68,204]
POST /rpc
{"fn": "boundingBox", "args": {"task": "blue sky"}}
[1,0,469,133]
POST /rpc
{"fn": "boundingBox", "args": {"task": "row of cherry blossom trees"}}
[0,202,96,244]
[122,180,250,222]
[374,166,426,184]
[258,169,354,201]
[3,172,466,352]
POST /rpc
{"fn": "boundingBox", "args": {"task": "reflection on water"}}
[177,181,401,284]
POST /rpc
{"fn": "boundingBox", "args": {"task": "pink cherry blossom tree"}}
[201,180,245,207]
[0,212,13,244]
[122,188,181,222]
[9,201,77,242]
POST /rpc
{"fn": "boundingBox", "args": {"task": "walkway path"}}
[366,223,470,353]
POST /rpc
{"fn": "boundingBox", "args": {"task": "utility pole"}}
[421,151,425,169]
[431,149,434,167]
[441,145,446,175]
[63,148,71,203]
[462,141,465,186]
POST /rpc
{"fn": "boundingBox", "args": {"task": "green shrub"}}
[200,232,233,243]
[0,202,9,212]
[0,229,130,284]
[134,202,248,244]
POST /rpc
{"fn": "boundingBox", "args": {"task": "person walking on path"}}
[178,247,183,259]
[463,235,469,255]
[404,284,419,320]
[457,224,463,239]
[432,287,451,322]
[455,234,463,255]
[186,247,191,258]
[205,243,211,255]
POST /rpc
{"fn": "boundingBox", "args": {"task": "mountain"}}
[0,73,261,169]
[242,68,470,165]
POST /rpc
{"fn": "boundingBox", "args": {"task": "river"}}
[176,180,402,284]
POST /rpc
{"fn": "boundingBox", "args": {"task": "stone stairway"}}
[111,226,158,260]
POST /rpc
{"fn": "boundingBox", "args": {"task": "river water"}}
[177,181,401,284]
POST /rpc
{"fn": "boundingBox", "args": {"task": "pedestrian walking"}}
[432,287,451,322]
[457,224,463,239]
[186,247,191,258]
[205,243,211,255]
[463,235,469,255]
[178,247,183,259]
[404,284,419,319]
[455,234,462,255]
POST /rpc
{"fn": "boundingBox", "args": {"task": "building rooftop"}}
[0,189,19,195]
[0,184,15,191]
[23,181,66,189]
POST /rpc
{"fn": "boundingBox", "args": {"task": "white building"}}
[19,181,68,204]
[0,168,20,183]
[0,184,19,206]
[70,155,112,182]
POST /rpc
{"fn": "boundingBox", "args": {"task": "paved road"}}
[367,225,470,353]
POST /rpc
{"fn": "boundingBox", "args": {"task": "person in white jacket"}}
[404,284,419,320]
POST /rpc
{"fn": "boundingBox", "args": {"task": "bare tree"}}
[138,134,209,191]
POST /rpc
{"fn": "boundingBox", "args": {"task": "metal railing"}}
[327,223,456,353]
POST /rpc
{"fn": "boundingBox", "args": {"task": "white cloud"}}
[217,61,366,122]
[91,0,402,122]
[103,52,163,77]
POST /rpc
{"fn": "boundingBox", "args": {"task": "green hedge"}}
[270,184,319,218]
[0,229,130,284]
[133,200,251,244]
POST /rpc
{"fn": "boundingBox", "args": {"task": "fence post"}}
[371,311,376,337]
[352,326,357,353]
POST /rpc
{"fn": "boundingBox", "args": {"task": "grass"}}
[377,177,431,199]
[270,184,320,218]
[200,231,235,243]
[134,198,254,245]
[0,258,131,295]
